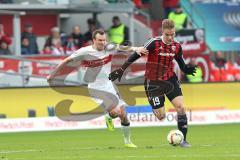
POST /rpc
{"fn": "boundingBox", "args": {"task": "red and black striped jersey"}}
[144,36,183,81]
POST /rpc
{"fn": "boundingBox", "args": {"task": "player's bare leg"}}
[171,96,191,147]
[105,109,118,131]
[152,107,166,121]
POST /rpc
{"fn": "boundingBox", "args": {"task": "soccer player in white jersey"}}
[47,29,148,148]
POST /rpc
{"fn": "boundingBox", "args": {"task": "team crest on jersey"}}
[172,46,176,51]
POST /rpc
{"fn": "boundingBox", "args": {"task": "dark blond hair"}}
[162,19,175,30]
[92,29,105,39]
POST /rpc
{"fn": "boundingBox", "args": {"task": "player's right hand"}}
[46,75,53,83]
[108,68,124,82]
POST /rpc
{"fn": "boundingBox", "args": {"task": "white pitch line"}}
[3,154,240,160]
[19,154,240,160]
[113,154,240,158]
[0,149,39,154]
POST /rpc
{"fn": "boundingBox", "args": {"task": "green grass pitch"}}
[0,124,239,160]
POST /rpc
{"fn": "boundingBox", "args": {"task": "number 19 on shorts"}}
[152,97,160,106]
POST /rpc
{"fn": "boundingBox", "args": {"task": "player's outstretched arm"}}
[113,43,148,55]
[47,57,73,82]
[104,42,148,55]
[109,52,142,82]
[175,56,197,76]
[174,45,197,76]
[131,46,149,55]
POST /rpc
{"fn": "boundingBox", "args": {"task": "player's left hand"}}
[108,68,124,82]
[135,47,149,55]
[184,65,197,76]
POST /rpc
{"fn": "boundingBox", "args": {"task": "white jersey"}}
[70,45,112,88]
[69,45,126,108]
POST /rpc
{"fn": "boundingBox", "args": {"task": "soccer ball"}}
[167,130,184,146]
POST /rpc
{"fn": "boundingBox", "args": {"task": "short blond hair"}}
[162,19,175,30]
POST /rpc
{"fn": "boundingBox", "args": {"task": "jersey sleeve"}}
[174,45,186,71]
[69,48,85,61]
[143,38,155,52]
[174,44,183,59]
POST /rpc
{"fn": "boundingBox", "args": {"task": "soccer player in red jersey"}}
[109,19,196,147]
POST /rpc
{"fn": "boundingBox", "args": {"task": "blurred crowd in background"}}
[0,0,239,83]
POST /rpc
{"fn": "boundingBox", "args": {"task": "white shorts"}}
[88,81,126,111]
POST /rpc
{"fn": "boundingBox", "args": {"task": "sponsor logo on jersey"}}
[82,55,112,67]
[158,53,175,56]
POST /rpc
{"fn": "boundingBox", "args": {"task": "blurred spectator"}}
[168,4,187,32]
[21,37,31,55]
[0,0,13,3]
[163,0,179,18]
[233,58,240,81]
[60,31,68,48]
[70,25,84,49]
[0,23,12,55]
[45,27,62,47]
[64,37,77,55]
[0,22,5,40]
[133,0,143,8]
[185,58,203,83]
[21,23,39,54]
[41,46,52,55]
[84,18,98,44]
[108,16,129,45]
[210,52,235,82]
[45,27,65,55]
[0,40,11,55]
[51,41,65,55]
[0,22,12,45]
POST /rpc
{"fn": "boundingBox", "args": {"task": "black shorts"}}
[144,75,183,109]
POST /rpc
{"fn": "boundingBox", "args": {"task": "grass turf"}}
[0,124,239,160]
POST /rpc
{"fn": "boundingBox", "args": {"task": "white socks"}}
[122,125,131,144]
